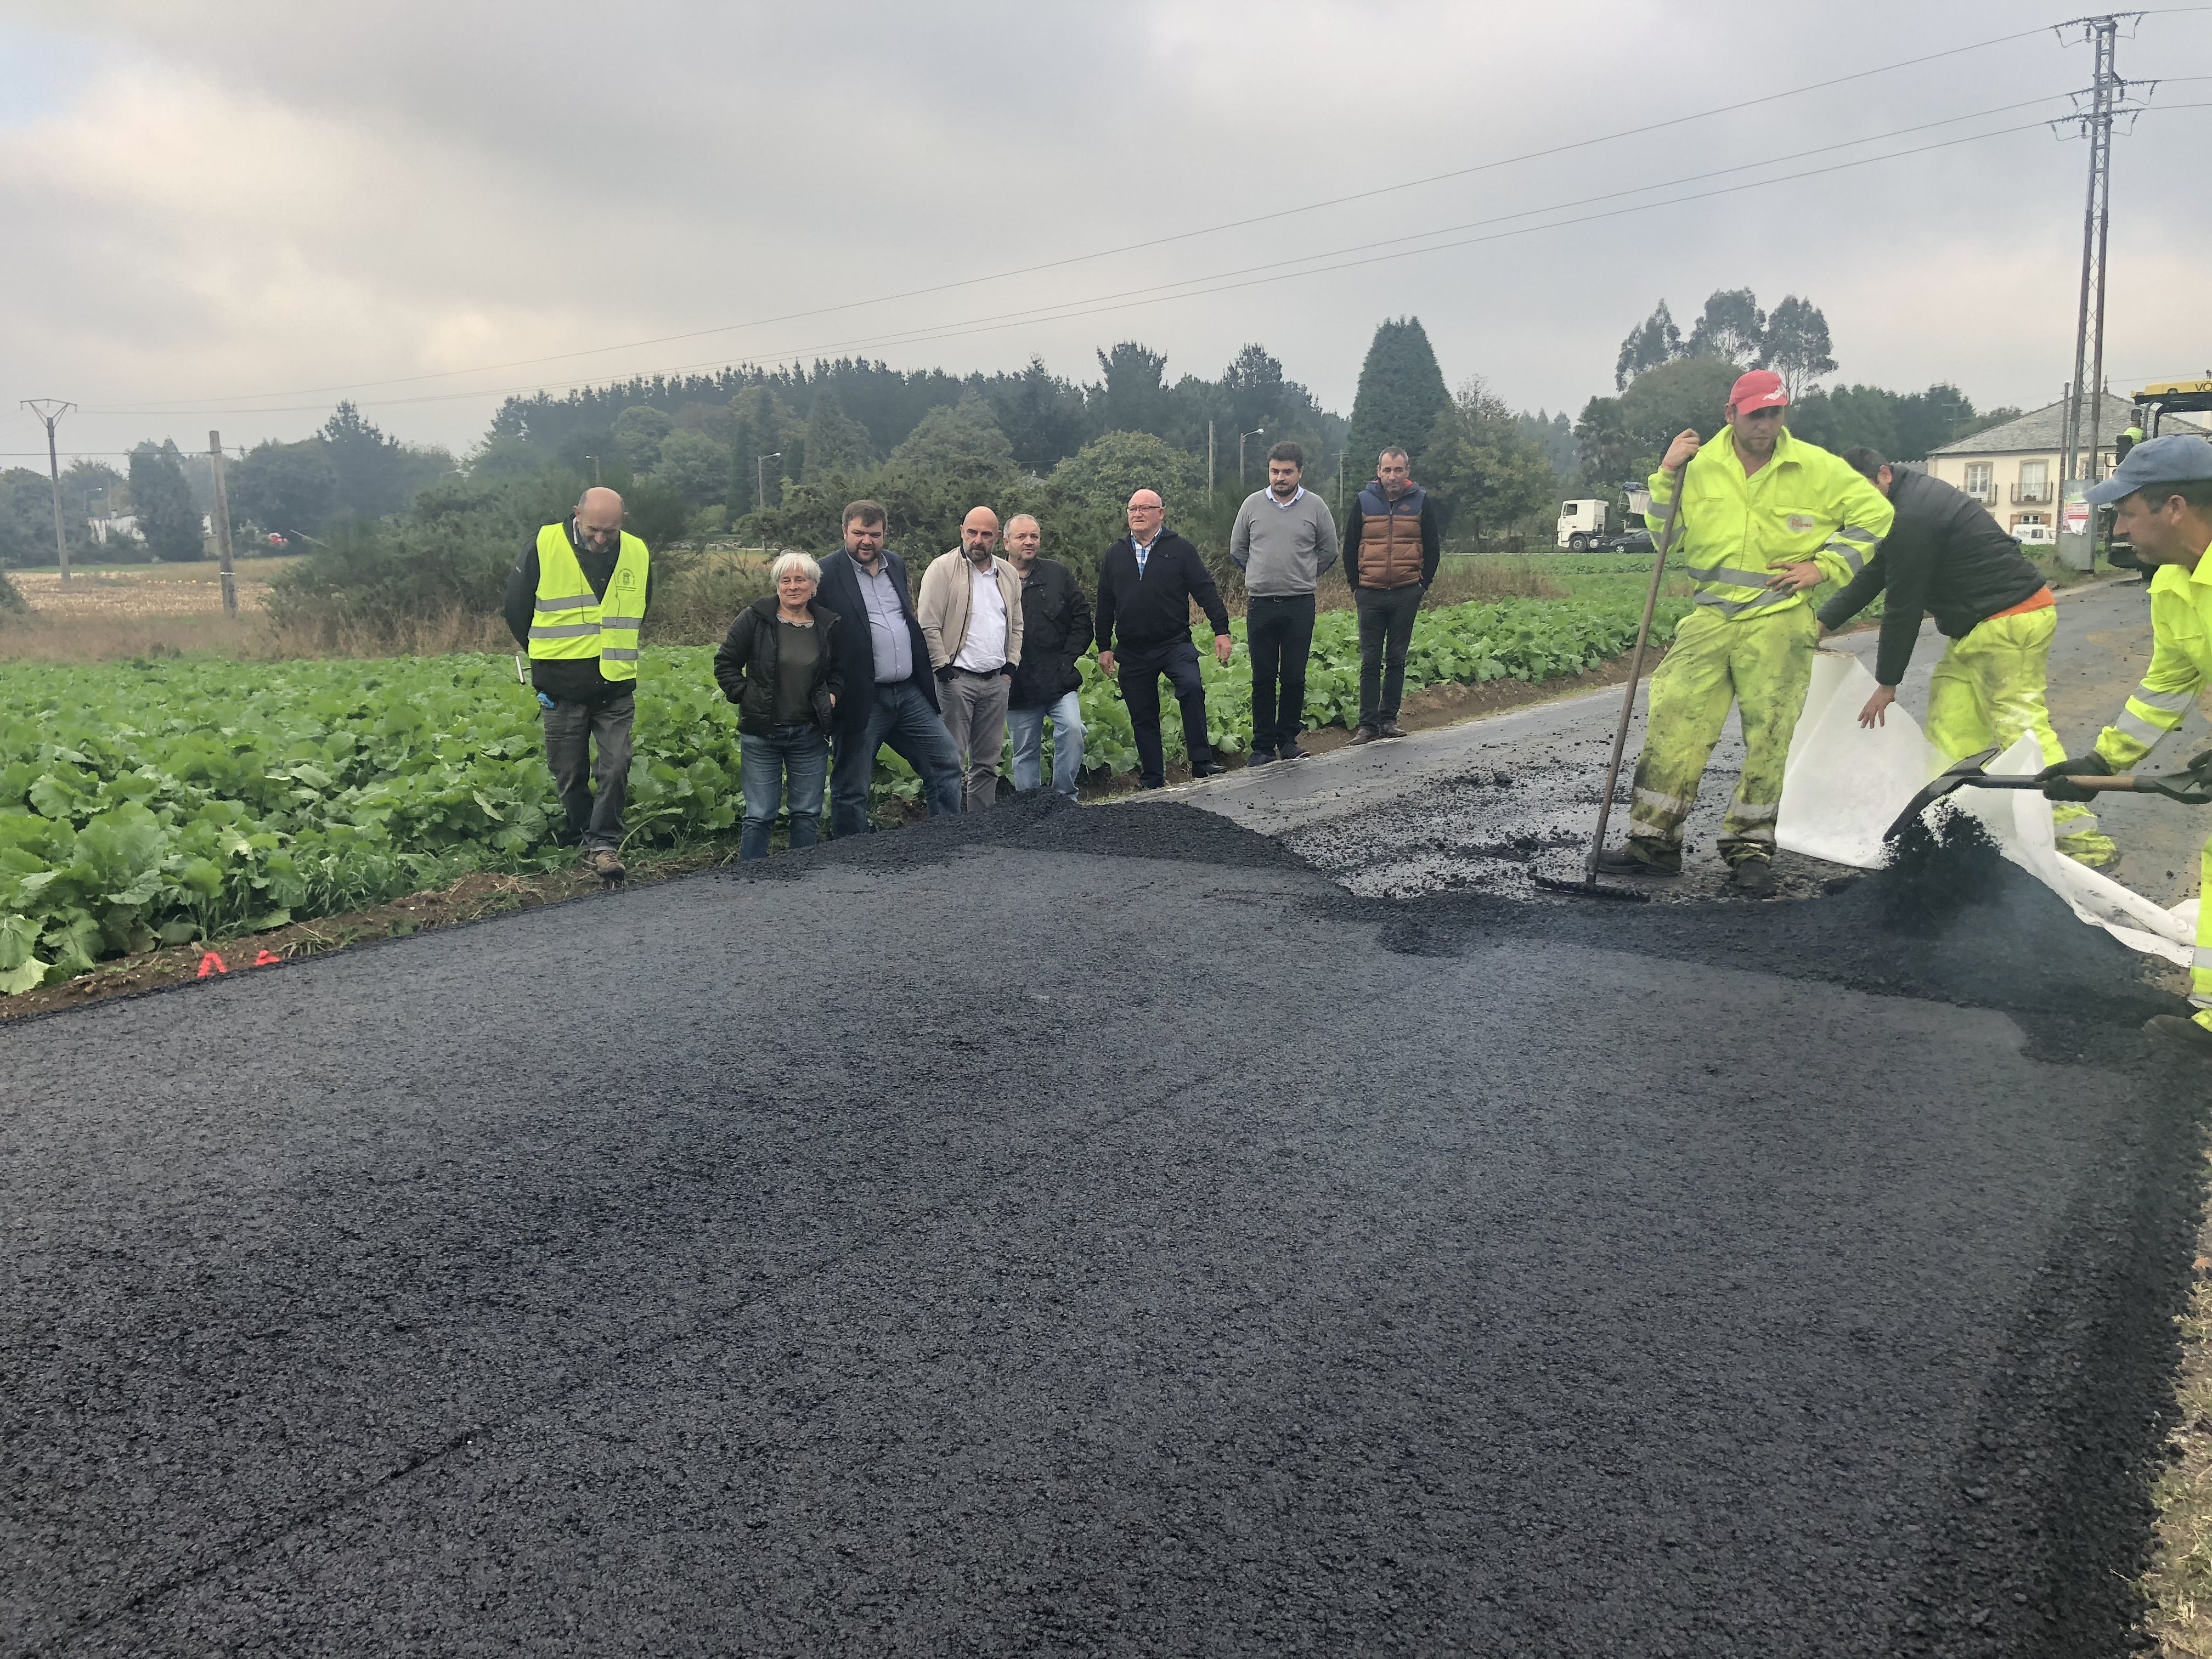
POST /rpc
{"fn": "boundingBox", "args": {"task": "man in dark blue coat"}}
[812,499,962,836]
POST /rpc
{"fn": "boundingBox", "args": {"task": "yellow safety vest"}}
[528,523,650,680]
[2094,545,2212,767]
[1645,426,1893,623]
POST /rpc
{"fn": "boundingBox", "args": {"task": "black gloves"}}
[2036,750,2112,802]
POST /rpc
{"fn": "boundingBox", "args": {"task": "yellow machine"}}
[2134,376,2212,436]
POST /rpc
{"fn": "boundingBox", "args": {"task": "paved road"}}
[1186,578,2206,909]
[2,586,2204,1657]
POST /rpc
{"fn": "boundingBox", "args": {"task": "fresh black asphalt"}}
[3,792,2203,1657]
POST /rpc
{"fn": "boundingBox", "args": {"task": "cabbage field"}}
[0,592,1689,991]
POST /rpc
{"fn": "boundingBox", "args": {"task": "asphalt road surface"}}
[1198,577,2207,910]
[4,577,2204,1658]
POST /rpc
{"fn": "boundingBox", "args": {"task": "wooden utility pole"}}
[208,431,238,617]
[21,399,74,584]
[1207,420,1215,508]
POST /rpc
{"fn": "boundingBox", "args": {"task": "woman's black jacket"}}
[713,595,845,736]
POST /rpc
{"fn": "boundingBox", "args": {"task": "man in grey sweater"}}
[1229,441,1341,763]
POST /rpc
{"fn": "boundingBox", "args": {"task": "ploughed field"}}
[0,591,1688,994]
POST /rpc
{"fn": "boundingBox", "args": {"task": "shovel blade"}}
[1881,746,2004,845]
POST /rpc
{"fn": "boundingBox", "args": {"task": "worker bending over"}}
[1818,447,2114,870]
[2039,435,2212,1058]
[1598,370,1894,896]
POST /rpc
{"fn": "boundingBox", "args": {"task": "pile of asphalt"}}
[4,788,2203,1657]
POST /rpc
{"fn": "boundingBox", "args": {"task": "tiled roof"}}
[1931,392,2204,455]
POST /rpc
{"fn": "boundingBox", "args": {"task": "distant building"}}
[1922,393,2206,536]
[89,514,144,545]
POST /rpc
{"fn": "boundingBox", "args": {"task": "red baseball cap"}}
[1729,369,1788,414]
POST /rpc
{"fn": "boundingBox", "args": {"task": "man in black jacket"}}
[1819,448,2114,867]
[1004,513,1093,798]
[1095,489,1233,789]
[811,499,962,837]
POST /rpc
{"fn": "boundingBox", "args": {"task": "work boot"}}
[1593,844,1680,877]
[1278,742,1309,761]
[1347,726,1378,746]
[1729,858,1779,898]
[585,847,626,882]
[2146,1014,2212,1058]
[1380,719,1408,738]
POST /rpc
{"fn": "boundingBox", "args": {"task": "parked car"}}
[1602,529,1655,556]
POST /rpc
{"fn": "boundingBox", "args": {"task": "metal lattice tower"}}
[2055,15,2155,488]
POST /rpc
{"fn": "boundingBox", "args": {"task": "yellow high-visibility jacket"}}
[527,523,650,681]
[1645,426,1894,623]
[2094,546,2212,767]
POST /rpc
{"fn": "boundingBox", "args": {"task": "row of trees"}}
[1613,288,1839,399]
[1577,287,2022,513]
[0,405,458,568]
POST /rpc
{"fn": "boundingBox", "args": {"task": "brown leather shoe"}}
[585,848,627,882]
[1380,719,1408,738]
[1347,726,1377,745]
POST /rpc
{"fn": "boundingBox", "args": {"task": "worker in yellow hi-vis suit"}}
[2038,433,2212,1058]
[1596,369,1894,898]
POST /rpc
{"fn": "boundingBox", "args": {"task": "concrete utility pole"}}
[1239,427,1265,490]
[2055,14,2155,494]
[21,399,74,584]
[208,431,237,617]
[754,452,781,555]
[1207,420,1215,508]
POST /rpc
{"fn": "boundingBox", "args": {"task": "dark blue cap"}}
[2086,433,2212,505]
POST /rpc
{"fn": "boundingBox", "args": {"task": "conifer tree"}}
[1344,317,1451,486]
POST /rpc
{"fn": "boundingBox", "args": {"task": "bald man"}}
[1095,489,1232,788]
[503,486,653,879]
[917,505,1025,810]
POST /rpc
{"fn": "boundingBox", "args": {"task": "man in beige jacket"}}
[917,505,1026,810]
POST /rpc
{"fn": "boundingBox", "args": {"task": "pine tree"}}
[1344,317,1452,486]
[128,442,204,562]
[798,389,874,483]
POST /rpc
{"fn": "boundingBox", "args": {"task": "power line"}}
[85,18,2092,414]
[90,100,2212,421]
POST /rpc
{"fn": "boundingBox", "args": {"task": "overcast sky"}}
[5,0,2210,467]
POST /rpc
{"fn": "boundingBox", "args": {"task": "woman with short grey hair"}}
[713,552,844,859]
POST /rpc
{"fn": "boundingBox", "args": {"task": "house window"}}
[1965,462,1994,503]
[2020,460,2047,489]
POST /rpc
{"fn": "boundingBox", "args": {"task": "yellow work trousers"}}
[1627,602,1818,865]
[1923,607,2116,868]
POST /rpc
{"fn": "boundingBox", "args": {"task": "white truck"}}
[1556,499,1607,551]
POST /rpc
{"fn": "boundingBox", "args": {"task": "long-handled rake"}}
[1533,466,1691,901]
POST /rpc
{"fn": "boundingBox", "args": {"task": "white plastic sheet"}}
[1777,650,2196,967]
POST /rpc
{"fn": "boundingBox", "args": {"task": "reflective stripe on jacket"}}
[528,523,651,681]
[2094,548,2212,766]
[1645,427,1893,623]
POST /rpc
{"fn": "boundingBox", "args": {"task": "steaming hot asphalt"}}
[3,577,2203,1657]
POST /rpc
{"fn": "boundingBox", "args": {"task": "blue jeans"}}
[1007,690,1086,798]
[739,725,828,860]
[828,677,963,837]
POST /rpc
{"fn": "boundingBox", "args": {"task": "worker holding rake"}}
[1596,369,1893,897]
[2040,434,2212,1058]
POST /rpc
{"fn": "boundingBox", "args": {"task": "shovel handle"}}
[1959,773,2136,792]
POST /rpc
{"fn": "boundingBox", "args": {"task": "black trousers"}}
[1117,637,1212,787]
[1356,584,1424,728]
[1245,594,1316,755]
